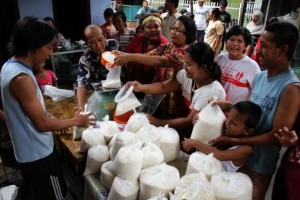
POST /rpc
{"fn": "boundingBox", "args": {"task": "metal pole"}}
[190,0,194,14]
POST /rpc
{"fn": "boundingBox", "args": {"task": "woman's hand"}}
[112,51,130,67]
[192,112,199,124]
[125,81,143,92]
[146,114,161,126]
[274,127,298,147]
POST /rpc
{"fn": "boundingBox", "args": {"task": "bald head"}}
[84,24,106,56]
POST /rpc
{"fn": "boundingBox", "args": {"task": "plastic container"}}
[101,51,116,67]
[98,91,117,120]
[113,110,133,130]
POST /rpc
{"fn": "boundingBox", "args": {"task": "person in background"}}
[211,22,300,200]
[101,8,117,39]
[188,0,209,42]
[204,8,224,56]
[43,17,65,47]
[180,8,188,15]
[126,14,169,86]
[114,16,196,120]
[157,5,166,15]
[33,62,58,90]
[126,42,225,141]
[219,0,231,51]
[112,11,136,52]
[272,123,300,200]
[183,101,262,172]
[76,25,110,110]
[215,25,260,104]
[245,11,264,57]
[135,0,157,25]
[0,16,92,200]
[161,0,181,41]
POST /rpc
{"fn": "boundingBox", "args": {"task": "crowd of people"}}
[0,0,299,199]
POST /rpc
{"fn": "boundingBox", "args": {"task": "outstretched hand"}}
[125,81,143,92]
[211,100,232,112]
[111,50,129,68]
[182,138,195,152]
[74,109,95,127]
[274,127,298,147]
[209,135,231,146]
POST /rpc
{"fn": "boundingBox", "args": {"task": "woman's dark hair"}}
[177,16,196,44]
[265,22,299,60]
[233,101,262,129]
[226,25,252,46]
[104,8,114,18]
[113,11,127,27]
[211,8,221,19]
[185,42,222,82]
[8,16,57,57]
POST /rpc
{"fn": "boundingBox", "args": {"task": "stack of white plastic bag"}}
[0,185,18,200]
[72,104,95,140]
[43,85,75,102]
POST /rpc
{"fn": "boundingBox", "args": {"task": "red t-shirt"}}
[35,70,57,87]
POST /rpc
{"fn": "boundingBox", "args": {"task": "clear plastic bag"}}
[101,65,121,89]
[114,86,141,116]
[138,94,165,115]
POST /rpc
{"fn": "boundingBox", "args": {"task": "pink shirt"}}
[35,70,57,87]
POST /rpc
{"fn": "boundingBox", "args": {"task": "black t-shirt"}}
[220,11,231,25]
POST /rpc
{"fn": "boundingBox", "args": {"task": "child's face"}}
[224,108,248,137]
[226,34,246,60]
[33,63,45,72]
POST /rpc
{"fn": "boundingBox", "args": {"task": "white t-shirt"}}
[176,69,226,111]
[215,53,261,104]
[188,4,209,30]
[161,12,182,41]
[222,146,243,172]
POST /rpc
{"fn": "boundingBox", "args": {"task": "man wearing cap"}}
[188,0,209,42]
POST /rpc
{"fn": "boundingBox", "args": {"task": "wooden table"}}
[44,96,87,174]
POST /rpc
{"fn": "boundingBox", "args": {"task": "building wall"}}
[18,0,53,19]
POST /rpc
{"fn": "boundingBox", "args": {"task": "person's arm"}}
[10,74,92,132]
[212,35,222,53]
[76,86,88,110]
[126,77,181,95]
[245,44,254,57]
[114,52,171,68]
[147,108,198,129]
[211,83,300,146]
[182,138,253,161]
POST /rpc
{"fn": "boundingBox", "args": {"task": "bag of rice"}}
[99,115,120,144]
[174,172,215,200]
[136,124,161,147]
[83,145,109,176]
[191,101,226,144]
[108,176,139,200]
[125,112,149,133]
[113,145,143,181]
[186,152,223,180]
[141,143,164,169]
[100,161,115,190]
[158,125,180,162]
[114,86,141,116]
[211,172,252,200]
[139,163,180,200]
[77,127,106,153]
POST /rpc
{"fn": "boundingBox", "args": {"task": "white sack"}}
[186,152,223,180]
[113,145,143,181]
[211,172,252,200]
[141,143,164,169]
[100,161,116,190]
[77,127,106,153]
[191,102,226,144]
[137,124,161,146]
[125,112,149,133]
[110,131,142,160]
[174,172,215,200]
[99,115,120,144]
[0,185,18,200]
[73,112,95,140]
[139,163,180,200]
[158,125,180,162]
[108,176,139,200]
[83,145,109,176]
[115,86,141,116]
